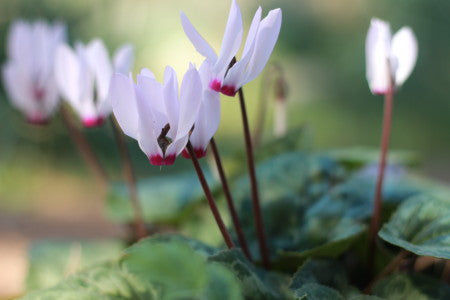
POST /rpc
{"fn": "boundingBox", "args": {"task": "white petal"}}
[242,8,282,86]
[2,62,35,116]
[134,84,162,158]
[242,6,262,58]
[163,66,180,136]
[139,68,156,79]
[214,0,243,76]
[55,44,82,109]
[113,44,134,74]
[365,18,392,94]
[7,21,32,63]
[86,39,113,102]
[180,11,218,63]
[109,73,139,139]
[198,59,214,87]
[391,27,418,87]
[190,89,221,151]
[136,72,167,132]
[174,65,203,140]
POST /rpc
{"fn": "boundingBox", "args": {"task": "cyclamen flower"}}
[55,39,133,127]
[2,20,66,124]
[366,18,418,95]
[181,0,282,96]
[109,65,202,165]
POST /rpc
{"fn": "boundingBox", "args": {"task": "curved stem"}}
[187,142,235,249]
[59,105,108,185]
[237,87,270,269]
[368,87,394,272]
[109,116,147,240]
[210,138,252,260]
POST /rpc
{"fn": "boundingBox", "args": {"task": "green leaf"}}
[21,261,156,300]
[378,195,450,259]
[122,237,243,300]
[290,259,348,292]
[373,273,450,300]
[208,249,293,300]
[325,147,419,170]
[233,152,345,206]
[106,170,218,224]
[26,240,124,291]
[292,283,345,300]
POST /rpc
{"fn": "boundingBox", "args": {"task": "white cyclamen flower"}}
[109,65,202,165]
[55,39,133,127]
[2,20,66,124]
[181,0,282,96]
[366,18,418,95]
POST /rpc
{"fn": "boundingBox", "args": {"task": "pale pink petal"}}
[174,65,203,139]
[214,0,243,77]
[113,44,134,74]
[55,44,82,109]
[365,18,392,94]
[86,39,113,103]
[180,12,218,62]
[241,8,282,86]
[391,27,418,87]
[163,66,180,136]
[109,73,139,139]
[2,62,35,116]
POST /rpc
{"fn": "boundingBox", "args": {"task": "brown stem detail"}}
[109,116,147,240]
[59,105,108,184]
[210,138,252,260]
[368,86,394,273]
[187,141,235,249]
[237,87,270,269]
[364,250,409,294]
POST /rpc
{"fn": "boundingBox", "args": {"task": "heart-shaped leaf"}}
[378,195,450,259]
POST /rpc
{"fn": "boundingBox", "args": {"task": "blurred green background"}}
[0,0,449,224]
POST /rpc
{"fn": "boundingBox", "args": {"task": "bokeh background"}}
[0,0,449,297]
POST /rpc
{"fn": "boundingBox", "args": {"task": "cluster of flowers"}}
[2,0,282,166]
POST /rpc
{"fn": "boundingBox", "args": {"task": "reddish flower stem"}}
[59,105,108,185]
[109,116,147,240]
[368,86,394,272]
[237,87,270,269]
[210,138,252,260]
[187,141,235,249]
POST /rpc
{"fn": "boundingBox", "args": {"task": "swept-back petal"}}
[55,44,82,108]
[113,44,134,74]
[134,84,162,159]
[214,0,243,76]
[109,73,139,139]
[86,39,113,102]
[242,8,282,86]
[242,6,262,58]
[190,89,221,152]
[365,18,392,94]
[175,65,203,140]
[180,12,218,62]
[2,62,35,116]
[391,27,418,87]
[7,21,32,63]
[163,66,180,136]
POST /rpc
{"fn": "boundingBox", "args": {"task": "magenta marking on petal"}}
[149,155,164,166]
[26,115,49,126]
[220,85,237,97]
[163,154,176,165]
[181,149,191,159]
[209,79,222,92]
[83,117,105,128]
[33,87,46,102]
[181,148,206,159]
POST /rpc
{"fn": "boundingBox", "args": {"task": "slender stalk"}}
[237,87,270,269]
[364,250,408,294]
[210,138,252,260]
[59,105,108,184]
[368,86,394,272]
[187,142,235,249]
[109,116,147,240]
